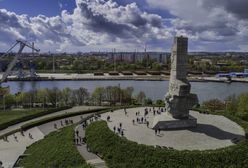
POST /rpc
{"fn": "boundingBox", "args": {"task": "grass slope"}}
[0,107,72,131]
[86,121,248,168]
[18,126,93,168]
[0,108,43,125]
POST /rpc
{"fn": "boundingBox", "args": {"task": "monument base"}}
[152,113,197,130]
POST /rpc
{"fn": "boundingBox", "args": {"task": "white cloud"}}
[1,0,247,52]
[0,0,172,52]
[146,0,248,51]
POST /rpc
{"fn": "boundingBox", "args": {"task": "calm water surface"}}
[3,80,248,103]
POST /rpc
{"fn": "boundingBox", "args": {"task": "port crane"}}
[0,40,40,95]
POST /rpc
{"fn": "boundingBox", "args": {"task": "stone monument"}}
[153,36,198,130]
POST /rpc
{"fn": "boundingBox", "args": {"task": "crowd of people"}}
[74,114,101,145]
[108,107,166,138]
[113,122,124,136]
[2,130,34,143]
[132,107,165,135]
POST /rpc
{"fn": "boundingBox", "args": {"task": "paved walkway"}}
[101,107,245,150]
[0,106,102,168]
[0,106,103,137]
[0,127,44,168]
[75,123,106,168]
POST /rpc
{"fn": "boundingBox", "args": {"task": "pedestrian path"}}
[75,124,107,168]
[0,127,44,168]
[0,106,103,168]
[0,106,102,137]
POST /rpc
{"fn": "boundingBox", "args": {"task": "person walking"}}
[54,123,57,129]
[29,133,33,139]
[76,130,79,137]
[21,129,24,136]
[0,160,3,168]
[14,134,17,141]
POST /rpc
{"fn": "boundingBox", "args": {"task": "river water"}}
[3,80,248,103]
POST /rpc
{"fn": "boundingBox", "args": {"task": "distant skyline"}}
[0,0,248,53]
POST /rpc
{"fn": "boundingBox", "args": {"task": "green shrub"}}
[238,92,248,119]
[0,106,72,130]
[18,126,93,168]
[21,108,109,130]
[202,99,225,112]
[86,121,248,168]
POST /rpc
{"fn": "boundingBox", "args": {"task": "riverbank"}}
[2,73,248,83]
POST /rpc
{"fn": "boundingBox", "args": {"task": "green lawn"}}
[0,108,43,125]
[0,107,72,131]
[86,121,248,168]
[18,125,93,168]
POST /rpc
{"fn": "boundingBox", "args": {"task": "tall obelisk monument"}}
[153,36,198,129]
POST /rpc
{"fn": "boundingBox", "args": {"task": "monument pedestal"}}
[152,113,197,130]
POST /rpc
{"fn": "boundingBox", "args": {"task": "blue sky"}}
[0,0,247,52]
[0,0,76,16]
[0,0,173,18]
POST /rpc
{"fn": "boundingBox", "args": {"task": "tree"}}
[72,87,89,105]
[15,92,25,106]
[225,94,238,115]
[46,87,61,107]
[202,99,225,112]
[61,87,72,105]
[155,99,165,106]
[2,94,15,109]
[237,92,248,118]
[122,87,134,105]
[35,89,47,104]
[145,98,153,105]
[91,87,105,105]
[136,91,146,105]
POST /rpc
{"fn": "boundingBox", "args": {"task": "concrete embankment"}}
[1,73,248,83]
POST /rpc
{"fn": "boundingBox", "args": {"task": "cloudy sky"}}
[0,0,247,52]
